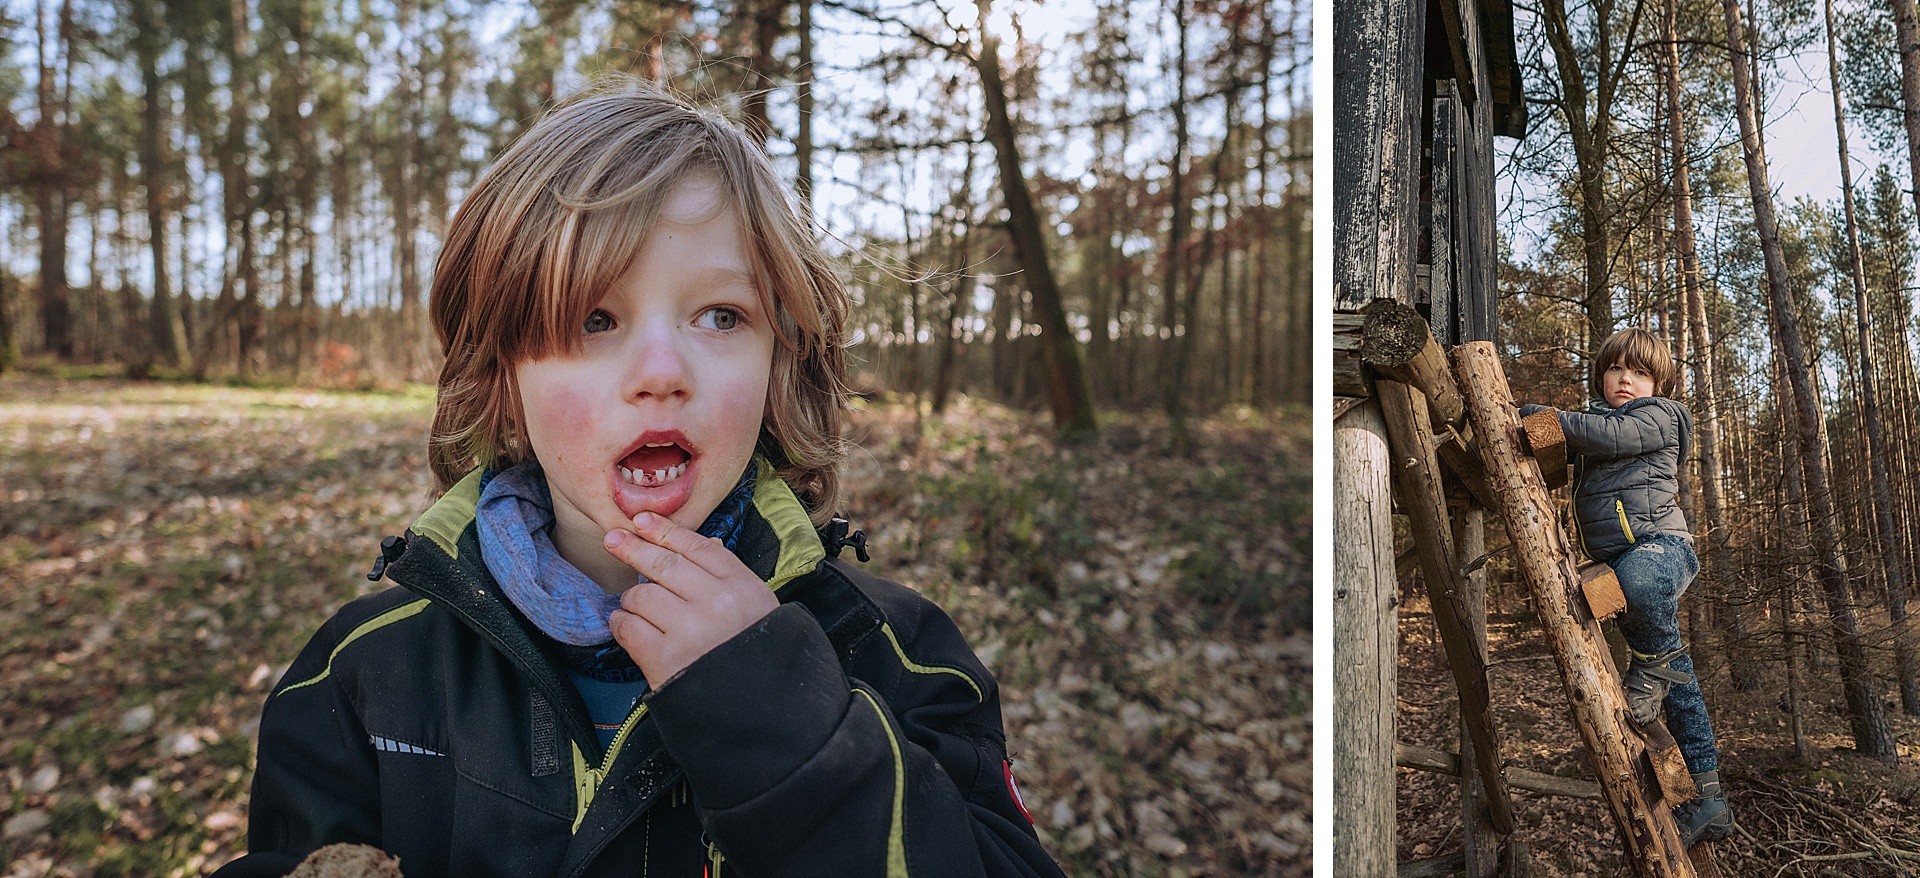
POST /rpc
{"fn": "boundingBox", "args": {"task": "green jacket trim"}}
[855,687,910,878]
[277,599,431,695]
[750,458,826,591]
[880,622,983,702]
[414,468,485,559]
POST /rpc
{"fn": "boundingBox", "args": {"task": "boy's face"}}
[1602,360,1655,407]
[514,177,776,591]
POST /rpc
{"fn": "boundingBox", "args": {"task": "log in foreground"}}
[1378,378,1515,833]
[1451,342,1698,878]
[1364,301,1466,431]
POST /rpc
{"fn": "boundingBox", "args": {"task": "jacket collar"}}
[407,455,826,592]
[384,458,829,761]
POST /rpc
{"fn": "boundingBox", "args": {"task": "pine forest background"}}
[0,0,1315,875]
[1397,0,1920,873]
[0,0,1310,421]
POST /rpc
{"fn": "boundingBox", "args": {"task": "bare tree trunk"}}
[740,0,781,144]
[1247,8,1273,406]
[1333,401,1396,878]
[226,0,260,378]
[1160,0,1192,445]
[794,0,814,210]
[134,0,181,371]
[971,0,1096,440]
[1825,0,1920,715]
[1724,0,1897,763]
[291,0,317,380]
[395,0,421,379]
[1661,0,1756,691]
[1540,0,1641,355]
[931,144,975,415]
[32,0,75,360]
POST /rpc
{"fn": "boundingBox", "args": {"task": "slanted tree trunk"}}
[1722,0,1897,763]
[971,0,1096,440]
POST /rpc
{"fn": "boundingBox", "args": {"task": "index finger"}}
[630,512,735,576]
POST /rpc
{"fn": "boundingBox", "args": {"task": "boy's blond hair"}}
[427,77,850,523]
[1590,327,1678,400]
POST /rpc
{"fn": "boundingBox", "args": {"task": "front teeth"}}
[619,461,689,487]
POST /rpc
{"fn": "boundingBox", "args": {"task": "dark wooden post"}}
[1377,378,1515,833]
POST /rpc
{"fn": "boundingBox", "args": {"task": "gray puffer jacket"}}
[1519,396,1693,563]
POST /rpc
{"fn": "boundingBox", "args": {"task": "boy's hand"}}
[604,512,779,685]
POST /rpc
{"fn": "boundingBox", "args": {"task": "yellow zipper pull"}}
[704,834,725,878]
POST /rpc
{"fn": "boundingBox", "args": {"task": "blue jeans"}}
[1608,533,1719,774]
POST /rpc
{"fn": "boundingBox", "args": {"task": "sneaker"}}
[1624,646,1692,725]
[1676,770,1734,847]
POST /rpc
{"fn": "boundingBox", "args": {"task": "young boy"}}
[214,80,1064,878]
[1520,327,1733,847]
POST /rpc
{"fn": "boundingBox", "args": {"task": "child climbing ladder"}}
[1451,340,1721,878]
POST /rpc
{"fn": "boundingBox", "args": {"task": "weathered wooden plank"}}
[1336,312,1371,398]
[1395,743,1603,799]
[1431,81,1460,347]
[1333,0,1426,310]
[1336,400,1399,878]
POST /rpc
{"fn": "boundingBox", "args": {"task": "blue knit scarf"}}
[475,459,759,647]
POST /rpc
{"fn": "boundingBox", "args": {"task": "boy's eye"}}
[584,310,614,334]
[699,307,742,331]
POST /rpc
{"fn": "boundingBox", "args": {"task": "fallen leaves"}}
[0,379,1312,877]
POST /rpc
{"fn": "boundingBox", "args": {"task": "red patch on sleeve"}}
[1004,760,1034,824]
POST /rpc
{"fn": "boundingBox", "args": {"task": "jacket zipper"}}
[1615,499,1636,544]
[571,704,649,833]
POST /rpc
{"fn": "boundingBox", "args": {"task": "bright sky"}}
[1498,14,1914,267]
[1767,35,1906,206]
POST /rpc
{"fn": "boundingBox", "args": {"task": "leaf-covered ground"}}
[0,378,1312,877]
[1397,581,1920,876]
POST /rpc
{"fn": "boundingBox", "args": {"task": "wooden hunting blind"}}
[1333,0,1723,875]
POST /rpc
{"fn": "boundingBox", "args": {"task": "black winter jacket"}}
[1521,396,1693,562]
[213,469,1063,878]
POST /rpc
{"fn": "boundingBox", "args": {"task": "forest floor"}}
[1397,579,1920,876]
[0,376,1312,878]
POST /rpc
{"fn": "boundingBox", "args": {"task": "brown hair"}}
[427,77,850,522]
[1590,327,1678,400]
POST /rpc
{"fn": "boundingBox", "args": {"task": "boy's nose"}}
[620,325,691,401]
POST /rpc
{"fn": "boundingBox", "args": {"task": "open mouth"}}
[619,442,692,487]
[610,432,698,521]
